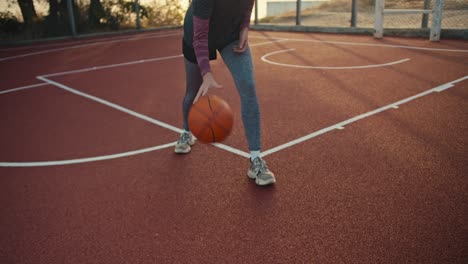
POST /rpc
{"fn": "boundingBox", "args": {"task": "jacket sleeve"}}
[192,0,214,76]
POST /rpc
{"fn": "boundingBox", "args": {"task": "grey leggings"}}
[182,41,261,151]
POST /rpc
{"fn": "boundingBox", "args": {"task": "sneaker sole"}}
[174,145,191,154]
[256,177,276,186]
[247,170,257,180]
[174,139,195,154]
[247,170,276,185]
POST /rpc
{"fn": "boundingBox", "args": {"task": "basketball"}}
[188,95,234,144]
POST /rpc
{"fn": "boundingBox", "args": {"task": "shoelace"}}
[253,158,268,174]
[179,133,191,144]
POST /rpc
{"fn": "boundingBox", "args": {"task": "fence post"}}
[296,0,302,26]
[255,0,258,25]
[421,0,431,28]
[430,0,445,41]
[374,0,385,38]
[67,0,77,36]
[351,0,357,27]
[135,0,141,29]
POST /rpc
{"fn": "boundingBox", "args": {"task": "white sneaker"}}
[174,131,195,154]
[247,157,276,186]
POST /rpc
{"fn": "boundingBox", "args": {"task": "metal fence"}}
[1,0,467,43]
[252,0,468,39]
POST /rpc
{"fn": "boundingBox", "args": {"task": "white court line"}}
[212,143,250,158]
[0,142,176,167]
[250,36,289,41]
[0,42,275,165]
[3,36,464,165]
[261,75,468,157]
[0,32,181,62]
[0,39,284,96]
[250,35,468,53]
[261,48,411,69]
[43,40,289,77]
[0,31,178,52]
[43,54,183,77]
[0,83,48,95]
[37,76,250,159]
[250,39,289,47]
[38,76,184,133]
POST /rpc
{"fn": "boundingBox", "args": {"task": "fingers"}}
[193,93,200,104]
[193,83,222,104]
[233,39,248,53]
[212,80,222,88]
[234,27,249,53]
[238,40,246,50]
[207,74,223,88]
[193,73,223,104]
[193,86,206,104]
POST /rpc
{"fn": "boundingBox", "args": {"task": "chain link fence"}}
[254,0,468,38]
[374,0,468,29]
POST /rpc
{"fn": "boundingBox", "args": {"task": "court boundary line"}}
[5,32,465,64]
[0,40,282,167]
[3,35,465,92]
[0,39,284,96]
[0,32,182,62]
[260,75,468,157]
[0,31,180,52]
[43,54,184,77]
[0,142,177,167]
[38,76,249,159]
[261,48,411,69]
[37,76,185,133]
[1,35,467,166]
[249,36,468,53]
[0,83,49,95]
[4,74,463,166]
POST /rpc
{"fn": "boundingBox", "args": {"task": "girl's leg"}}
[182,58,203,131]
[219,42,261,152]
[220,41,275,185]
[175,59,203,154]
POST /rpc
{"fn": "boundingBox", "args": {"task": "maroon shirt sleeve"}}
[193,16,211,77]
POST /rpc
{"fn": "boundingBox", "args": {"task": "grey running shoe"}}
[174,131,195,154]
[247,157,276,186]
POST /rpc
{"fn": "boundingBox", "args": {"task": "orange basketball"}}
[188,95,234,144]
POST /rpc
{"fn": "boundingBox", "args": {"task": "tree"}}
[45,0,80,36]
[46,0,61,34]
[89,0,105,27]
[17,0,38,29]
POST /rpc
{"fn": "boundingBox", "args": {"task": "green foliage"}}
[96,0,184,30]
[88,0,106,27]
[0,11,22,36]
[144,0,185,27]
[96,0,149,30]
[1,0,186,40]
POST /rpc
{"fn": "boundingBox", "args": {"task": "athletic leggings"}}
[182,41,261,151]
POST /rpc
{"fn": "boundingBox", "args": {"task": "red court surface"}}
[1,29,467,263]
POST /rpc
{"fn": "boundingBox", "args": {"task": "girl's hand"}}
[193,72,222,103]
[233,27,249,53]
